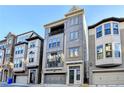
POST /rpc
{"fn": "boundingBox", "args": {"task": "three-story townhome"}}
[0,32,16,82]
[42,6,88,86]
[13,31,43,84]
[88,17,124,85]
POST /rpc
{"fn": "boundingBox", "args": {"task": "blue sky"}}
[0,5,124,40]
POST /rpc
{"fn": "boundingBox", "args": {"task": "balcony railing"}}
[47,57,63,68]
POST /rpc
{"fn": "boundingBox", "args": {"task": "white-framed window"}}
[48,38,60,48]
[114,43,121,58]
[30,41,36,48]
[70,31,79,41]
[97,45,103,60]
[105,43,112,58]
[69,47,79,57]
[104,23,111,35]
[29,51,35,63]
[113,23,119,34]
[96,25,102,38]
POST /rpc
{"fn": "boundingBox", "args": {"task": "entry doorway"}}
[29,70,36,84]
[69,66,80,84]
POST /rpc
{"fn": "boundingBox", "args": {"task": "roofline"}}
[0,39,6,43]
[16,30,44,40]
[16,30,34,37]
[44,18,66,27]
[88,17,124,29]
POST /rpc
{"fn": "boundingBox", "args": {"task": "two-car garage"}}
[92,71,124,85]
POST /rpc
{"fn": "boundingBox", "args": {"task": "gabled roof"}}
[88,17,124,29]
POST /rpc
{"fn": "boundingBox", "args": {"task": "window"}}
[97,45,103,59]
[113,23,119,34]
[29,58,34,63]
[104,23,111,35]
[70,31,79,41]
[29,51,35,63]
[47,51,63,68]
[14,59,23,68]
[69,47,79,57]
[114,43,121,57]
[96,26,102,38]
[105,43,112,58]
[76,68,80,80]
[48,38,60,48]
[30,42,35,48]
[19,60,22,67]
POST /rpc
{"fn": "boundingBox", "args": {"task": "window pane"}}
[96,26,102,38]
[97,45,103,59]
[105,43,112,57]
[113,23,119,34]
[115,43,121,57]
[104,23,111,35]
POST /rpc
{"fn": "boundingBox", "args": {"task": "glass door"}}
[69,69,75,84]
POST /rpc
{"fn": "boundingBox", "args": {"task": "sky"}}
[0,5,124,40]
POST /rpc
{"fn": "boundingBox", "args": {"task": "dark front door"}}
[30,70,36,84]
[69,70,74,84]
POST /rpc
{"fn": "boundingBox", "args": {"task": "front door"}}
[4,70,8,82]
[69,66,80,84]
[69,70,75,84]
[29,70,36,84]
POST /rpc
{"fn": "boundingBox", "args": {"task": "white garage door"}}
[93,72,124,85]
[44,74,66,84]
[16,76,28,84]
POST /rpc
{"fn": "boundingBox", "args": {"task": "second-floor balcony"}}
[46,57,64,68]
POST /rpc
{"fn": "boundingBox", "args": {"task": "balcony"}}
[46,57,63,68]
[49,24,64,36]
[96,58,122,67]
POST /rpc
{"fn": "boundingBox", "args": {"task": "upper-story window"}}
[97,45,103,60]
[15,47,23,55]
[30,42,35,48]
[0,52,3,63]
[49,38,60,49]
[14,58,22,68]
[29,51,35,63]
[104,23,111,35]
[114,43,121,58]
[69,16,79,26]
[96,25,102,38]
[70,31,79,41]
[105,43,112,58]
[69,47,79,57]
[47,51,63,68]
[113,23,119,34]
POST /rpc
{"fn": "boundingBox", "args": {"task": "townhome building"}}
[0,32,16,82]
[42,6,88,85]
[13,31,43,84]
[88,17,124,85]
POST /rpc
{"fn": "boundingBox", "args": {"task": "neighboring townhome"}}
[42,6,88,86]
[0,32,16,82]
[88,17,124,85]
[13,31,43,84]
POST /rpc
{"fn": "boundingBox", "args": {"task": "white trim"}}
[66,60,84,64]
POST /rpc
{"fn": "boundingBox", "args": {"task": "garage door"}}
[92,72,124,85]
[16,76,28,84]
[44,74,66,84]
